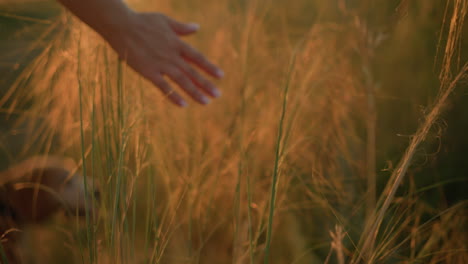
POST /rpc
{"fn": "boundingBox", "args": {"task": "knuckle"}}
[154,80,170,93]
[163,89,174,96]
[193,90,204,99]
[192,51,205,62]
[170,70,185,82]
[187,67,200,78]
[198,77,211,88]
[176,39,186,48]
[171,38,182,49]
[154,79,167,89]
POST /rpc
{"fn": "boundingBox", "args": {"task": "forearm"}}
[57,0,134,36]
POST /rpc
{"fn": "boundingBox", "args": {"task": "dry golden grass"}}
[0,0,467,263]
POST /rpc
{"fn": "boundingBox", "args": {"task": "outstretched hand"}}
[101,12,223,106]
[100,12,223,107]
[58,0,223,107]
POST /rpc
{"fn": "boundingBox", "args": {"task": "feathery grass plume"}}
[353,0,468,263]
[1,0,467,263]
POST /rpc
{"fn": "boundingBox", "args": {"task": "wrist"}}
[90,3,136,39]
[60,0,136,39]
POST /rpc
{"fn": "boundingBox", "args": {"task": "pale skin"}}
[57,0,224,107]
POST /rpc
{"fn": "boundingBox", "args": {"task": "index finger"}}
[180,43,224,79]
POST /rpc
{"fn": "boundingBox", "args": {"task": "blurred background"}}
[0,0,467,263]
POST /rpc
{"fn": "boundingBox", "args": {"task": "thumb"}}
[167,17,200,35]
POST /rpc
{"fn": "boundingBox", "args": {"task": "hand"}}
[100,12,224,107]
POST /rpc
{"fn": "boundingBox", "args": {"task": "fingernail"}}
[201,96,210,105]
[188,23,200,30]
[212,88,222,98]
[179,100,188,107]
[216,69,224,78]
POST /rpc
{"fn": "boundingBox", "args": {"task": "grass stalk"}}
[110,60,127,258]
[355,60,468,264]
[76,26,94,264]
[354,1,467,261]
[246,173,255,264]
[363,64,377,221]
[263,49,298,264]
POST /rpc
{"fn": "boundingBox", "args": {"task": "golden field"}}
[0,0,467,263]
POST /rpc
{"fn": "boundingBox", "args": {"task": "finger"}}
[152,74,188,107]
[166,16,200,36]
[127,54,188,107]
[181,43,224,79]
[165,66,210,105]
[175,58,221,98]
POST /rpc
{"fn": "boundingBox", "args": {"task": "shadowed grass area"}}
[0,0,467,263]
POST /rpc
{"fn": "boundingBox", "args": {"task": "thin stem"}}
[263,50,297,264]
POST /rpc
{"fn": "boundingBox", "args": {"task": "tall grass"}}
[1,0,467,263]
